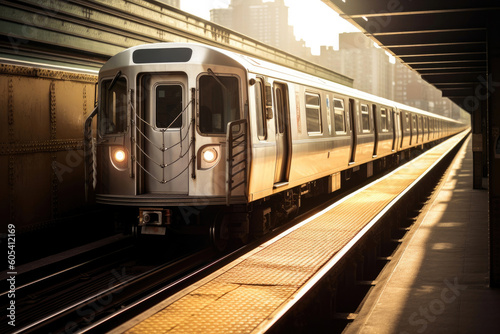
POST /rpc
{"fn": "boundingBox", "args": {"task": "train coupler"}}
[138,208,171,235]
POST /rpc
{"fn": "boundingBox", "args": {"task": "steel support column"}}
[473,100,485,189]
[488,30,500,288]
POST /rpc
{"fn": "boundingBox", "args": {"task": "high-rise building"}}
[319,33,393,100]
[318,32,450,116]
[394,60,448,115]
[211,0,305,56]
[209,3,448,116]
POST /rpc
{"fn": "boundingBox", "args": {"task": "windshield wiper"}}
[207,68,228,91]
[108,70,122,91]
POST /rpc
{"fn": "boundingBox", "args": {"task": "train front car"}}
[94,43,248,248]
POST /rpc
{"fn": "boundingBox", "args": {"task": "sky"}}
[180,0,359,55]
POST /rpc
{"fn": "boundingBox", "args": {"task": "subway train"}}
[85,42,469,249]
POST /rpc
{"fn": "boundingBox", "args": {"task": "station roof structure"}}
[322,0,499,113]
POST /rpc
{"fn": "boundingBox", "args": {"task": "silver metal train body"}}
[87,43,468,247]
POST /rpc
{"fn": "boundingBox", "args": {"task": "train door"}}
[349,98,357,164]
[392,109,398,151]
[141,74,189,194]
[372,104,378,157]
[411,114,417,145]
[273,82,290,185]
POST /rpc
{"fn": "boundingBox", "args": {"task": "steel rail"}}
[11,247,214,334]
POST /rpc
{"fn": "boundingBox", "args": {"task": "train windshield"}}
[99,77,128,135]
[198,74,240,134]
[156,84,182,129]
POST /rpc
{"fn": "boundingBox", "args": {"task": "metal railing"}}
[132,100,194,184]
[226,119,248,205]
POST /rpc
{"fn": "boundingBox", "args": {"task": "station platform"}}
[345,137,500,334]
[110,132,471,334]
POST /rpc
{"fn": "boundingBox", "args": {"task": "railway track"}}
[0,234,215,334]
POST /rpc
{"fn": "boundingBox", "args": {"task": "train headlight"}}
[203,148,217,163]
[114,149,126,163]
[110,146,128,170]
[198,145,221,170]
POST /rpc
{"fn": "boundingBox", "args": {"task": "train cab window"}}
[361,104,370,132]
[380,108,388,131]
[199,74,240,135]
[254,80,267,140]
[156,85,183,129]
[100,77,128,135]
[334,98,346,134]
[305,93,322,134]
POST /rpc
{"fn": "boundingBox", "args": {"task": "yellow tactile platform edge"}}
[117,132,468,334]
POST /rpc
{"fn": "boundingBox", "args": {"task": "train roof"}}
[101,42,461,123]
[100,42,244,74]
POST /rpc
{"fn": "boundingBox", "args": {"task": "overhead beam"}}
[407,59,487,66]
[385,42,486,49]
[349,13,490,34]
[340,7,500,19]
[322,0,499,17]
[374,30,487,45]
[401,53,487,63]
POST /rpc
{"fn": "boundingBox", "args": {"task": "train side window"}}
[334,98,346,134]
[156,84,183,129]
[198,74,240,135]
[361,104,370,132]
[254,80,267,140]
[380,108,388,131]
[275,86,286,134]
[405,112,410,131]
[100,77,128,135]
[305,92,322,134]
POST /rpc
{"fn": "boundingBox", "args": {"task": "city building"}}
[210,0,306,57]
[210,3,450,117]
[317,33,393,100]
[318,32,450,116]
